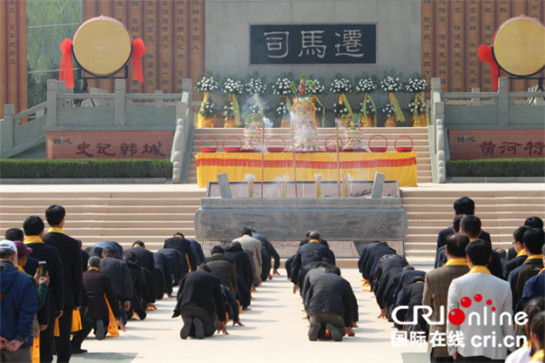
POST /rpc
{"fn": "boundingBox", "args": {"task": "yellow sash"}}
[524,255,543,264]
[46,227,66,235]
[31,337,40,363]
[71,310,82,332]
[445,257,467,267]
[516,249,528,258]
[529,349,543,363]
[24,236,44,244]
[104,294,119,337]
[468,266,491,274]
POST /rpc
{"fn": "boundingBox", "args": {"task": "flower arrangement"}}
[404,76,428,93]
[329,77,352,94]
[223,101,235,118]
[271,77,294,95]
[276,102,290,117]
[222,78,243,95]
[380,76,401,92]
[332,100,350,118]
[245,77,267,95]
[304,78,326,95]
[200,98,216,118]
[360,101,376,115]
[355,77,377,93]
[408,100,426,114]
[195,75,219,92]
[381,104,395,115]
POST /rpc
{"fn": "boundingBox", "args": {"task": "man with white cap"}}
[0,240,39,362]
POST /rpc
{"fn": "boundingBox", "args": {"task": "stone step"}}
[0,206,201,214]
[0,212,197,221]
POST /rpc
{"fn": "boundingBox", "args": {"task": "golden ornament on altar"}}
[384,115,397,128]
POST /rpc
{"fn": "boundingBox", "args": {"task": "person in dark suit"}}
[252,230,280,282]
[187,238,205,266]
[224,242,253,310]
[122,252,146,320]
[123,241,155,274]
[203,245,238,296]
[172,265,227,339]
[513,228,544,311]
[100,247,133,326]
[153,251,172,299]
[304,266,357,341]
[92,241,123,260]
[43,204,83,363]
[291,232,335,294]
[23,216,64,363]
[164,233,197,272]
[156,248,188,286]
[435,197,491,268]
[423,233,470,362]
[80,257,120,340]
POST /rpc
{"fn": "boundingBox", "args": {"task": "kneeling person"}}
[304,266,357,341]
[173,265,227,339]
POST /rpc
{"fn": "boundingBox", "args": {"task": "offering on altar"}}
[242,113,264,151]
[339,113,364,150]
[292,96,320,152]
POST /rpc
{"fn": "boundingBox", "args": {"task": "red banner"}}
[46,131,173,159]
[449,130,545,159]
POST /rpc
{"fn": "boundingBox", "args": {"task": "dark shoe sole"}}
[180,318,193,340]
[326,323,343,341]
[309,323,321,341]
[95,320,106,340]
[193,318,204,339]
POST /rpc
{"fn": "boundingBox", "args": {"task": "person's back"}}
[124,241,155,272]
[0,240,38,362]
[447,239,513,360]
[304,269,356,341]
[164,234,197,272]
[100,248,133,308]
[203,246,237,295]
[173,269,227,339]
[93,241,123,259]
[513,228,544,310]
[233,228,263,285]
[157,248,187,285]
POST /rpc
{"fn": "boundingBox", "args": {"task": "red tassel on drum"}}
[59,39,75,89]
[131,38,146,83]
[478,44,501,91]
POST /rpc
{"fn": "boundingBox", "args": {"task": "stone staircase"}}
[0,185,205,251]
[1,184,543,261]
[401,186,545,260]
[187,127,432,185]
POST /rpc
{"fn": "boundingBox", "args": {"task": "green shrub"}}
[0,159,172,178]
[447,158,545,177]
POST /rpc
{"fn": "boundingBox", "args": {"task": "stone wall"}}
[205,0,421,80]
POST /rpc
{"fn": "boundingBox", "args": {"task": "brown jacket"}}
[422,262,469,358]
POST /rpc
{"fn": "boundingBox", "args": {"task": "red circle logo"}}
[460,297,472,308]
[448,309,466,325]
[474,294,483,302]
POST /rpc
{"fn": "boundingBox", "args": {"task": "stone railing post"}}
[471,88,481,106]
[1,104,15,157]
[46,80,58,128]
[497,77,509,127]
[114,79,126,126]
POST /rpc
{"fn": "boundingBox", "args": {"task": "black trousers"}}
[55,307,74,363]
[71,316,93,349]
[181,305,216,337]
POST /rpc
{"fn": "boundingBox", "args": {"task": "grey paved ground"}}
[71,268,429,363]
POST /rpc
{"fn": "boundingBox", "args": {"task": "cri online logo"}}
[449,294,493,325]
[392,294,528,326]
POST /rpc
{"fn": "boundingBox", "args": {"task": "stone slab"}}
[194,197,407,242]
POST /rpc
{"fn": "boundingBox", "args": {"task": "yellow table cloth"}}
[196,152,417,188]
